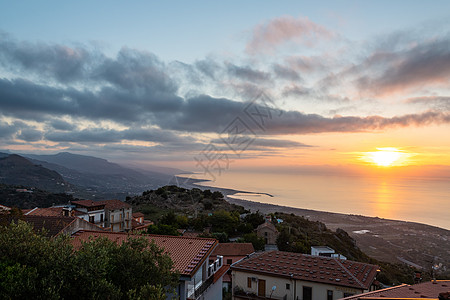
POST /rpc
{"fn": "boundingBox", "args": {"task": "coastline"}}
[177,176,450,273]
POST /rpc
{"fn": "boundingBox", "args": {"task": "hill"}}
[127,185,421,285]
[0,183,74,208]
[24,152,178,199]
[0,154,70,193]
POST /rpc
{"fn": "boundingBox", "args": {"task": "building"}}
[0,204,11,213]
[210,243,256,292]
[340,280,450,300]
[98,199,132,231]
[311,246,347,260]
[0,214,103,237]
[70,199,132,232]
[211,243,255,265]
[256,221,279,245]
[71,230,228,300]
[70,200,106,227]
[231,250,379,300]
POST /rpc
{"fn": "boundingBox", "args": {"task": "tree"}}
[147,224,180,236]
[0,220,179,299]
[239,233,265,251]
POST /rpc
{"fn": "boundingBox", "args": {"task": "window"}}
[303,286,312,300]
[327,290,333,300]
[111,215,114,223]
[247,277,252,288]
[89,215,94,223]
[286,283,290,290]
[100,214,104,222]
[227,259,232,265]
[126,212,129,219]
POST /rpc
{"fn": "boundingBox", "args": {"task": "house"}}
[70,200,106,227]
[71,230,228,300]
[231,250,379,300]
[0,204,11,213]
[71,199,132,232]
[256,221,279,245]
[311,246,347,260]
[131,211,153,231]
[210,243,256,292]
[0,214,103,237]
[211,243,255,266]
[340,280,450,300]
[98,199,132,231]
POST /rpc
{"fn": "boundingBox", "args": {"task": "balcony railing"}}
[187,255,223,299]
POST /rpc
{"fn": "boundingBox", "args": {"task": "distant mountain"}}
[0,154,69,193]
[23,152,180,199]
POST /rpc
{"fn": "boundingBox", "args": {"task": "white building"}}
[231,250,379,300]
[71,230,228,300]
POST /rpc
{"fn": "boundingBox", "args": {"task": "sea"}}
[183,170,450,230]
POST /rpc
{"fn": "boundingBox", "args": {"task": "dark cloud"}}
[194,59,220,80]
[282,84,311,98]
[356,38,450,95]
[48,119,76,131]
[272,64,301,81]
[0,34,91,82]
[0,120,17,138]
[212,137,313,149]
[16,128,43,142]
[226,63,271,83]
[406,96,450,111]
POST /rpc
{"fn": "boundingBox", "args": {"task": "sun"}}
[363,147,406,167]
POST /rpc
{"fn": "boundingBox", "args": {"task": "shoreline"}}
[176,175,450,271]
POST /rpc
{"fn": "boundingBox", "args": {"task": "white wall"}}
[232,270,365,300]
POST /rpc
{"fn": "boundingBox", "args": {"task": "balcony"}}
[187,255,223,299]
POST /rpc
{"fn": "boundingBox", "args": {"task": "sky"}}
[0,1,449,177]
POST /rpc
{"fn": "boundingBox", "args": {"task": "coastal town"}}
[1,1,450,299]
[1,186,449,299]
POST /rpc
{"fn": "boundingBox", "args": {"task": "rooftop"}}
[71,230,218,277]
[1,214,77,237]
[72,200,106,209]
[211,243,255,257]
[232,250,379,290]
[341,280,450,299]
[24,207,63,217]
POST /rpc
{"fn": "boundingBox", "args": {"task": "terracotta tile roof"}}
[131,219,153,230]
[71,230,218,277]
[132,212,145,218]
[232,251,379,290]
[24,207,63,216]
[71,199,130,210]
[341,280,450,299]
[213,265,230,284]
[0,214,77,237]
[211,243,255,257]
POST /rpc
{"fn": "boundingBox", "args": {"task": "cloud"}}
[272,64,301,81]
[246,15,334,54]
[0,34,91,82]
[355,38,450,96]
[406,96,450,111]
[226,63,271,83]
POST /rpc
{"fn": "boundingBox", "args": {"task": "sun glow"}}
[363,147,407,167]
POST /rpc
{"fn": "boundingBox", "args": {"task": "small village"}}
[1,190,448,300]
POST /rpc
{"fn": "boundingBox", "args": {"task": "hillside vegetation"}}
[128,185,424,285]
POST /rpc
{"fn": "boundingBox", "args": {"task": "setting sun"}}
[362,148,408,167]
